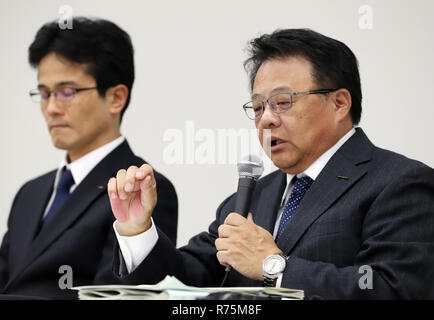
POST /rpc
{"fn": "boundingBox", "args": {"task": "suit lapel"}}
[9,141,137,283]
[276,128,374,254]
[251,171,287,232]
[12,172,55,265]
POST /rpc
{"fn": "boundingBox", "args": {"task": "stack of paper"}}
[73,276,304,300]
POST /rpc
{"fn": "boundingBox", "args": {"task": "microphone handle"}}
[233,177,257,217]
[220,177,257,286]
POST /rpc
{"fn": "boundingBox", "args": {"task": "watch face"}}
[264,255,285,275]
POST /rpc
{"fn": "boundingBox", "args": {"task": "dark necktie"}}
[276,176,313,240]
[41,168,75,228]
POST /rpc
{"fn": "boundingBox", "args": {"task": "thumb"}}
[139,174,157,212]
[140,174,155,197]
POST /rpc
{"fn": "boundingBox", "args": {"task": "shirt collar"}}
[57,136,126,189]
[280,127,356,205]
[303,127,356,180]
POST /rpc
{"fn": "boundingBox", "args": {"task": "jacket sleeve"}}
[151,172,179,246]
[112,195,234,287]
[0,230,10,289]
[91,217,124,285]
[0,184,27,289]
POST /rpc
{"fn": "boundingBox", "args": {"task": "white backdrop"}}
[0,0,433,247]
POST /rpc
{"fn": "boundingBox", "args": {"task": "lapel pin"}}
[337,176,349,180]
[97,186,104,189]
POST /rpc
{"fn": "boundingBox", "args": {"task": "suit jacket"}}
[0,140,178,299]
[114,128,434,299]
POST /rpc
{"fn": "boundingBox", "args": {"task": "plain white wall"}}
[0,0,433,248]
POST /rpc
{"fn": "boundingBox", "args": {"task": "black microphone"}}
[220,155,264,287]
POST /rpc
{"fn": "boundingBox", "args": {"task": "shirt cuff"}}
[275,274,283,288]
[113,218,159,274]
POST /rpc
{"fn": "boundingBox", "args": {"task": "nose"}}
[44,93,64,115]
[256,102,280,130]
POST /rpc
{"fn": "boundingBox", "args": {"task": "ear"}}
[331,88,352,122]
[106,84,129,116]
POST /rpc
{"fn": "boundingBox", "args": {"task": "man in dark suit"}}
[0,17,178,300]
[108,29,434,299]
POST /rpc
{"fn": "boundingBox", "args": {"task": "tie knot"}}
[58,168,74,193]
[293,176,313,193]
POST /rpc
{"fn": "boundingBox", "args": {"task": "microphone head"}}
[237,154,264,180]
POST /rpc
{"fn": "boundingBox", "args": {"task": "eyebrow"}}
[251,86,293,100]
[37,81,78,89]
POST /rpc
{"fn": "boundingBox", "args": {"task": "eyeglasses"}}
[242,88,338,120]
[29,87,98,104]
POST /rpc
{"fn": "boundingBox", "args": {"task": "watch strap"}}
[263,276,276,287]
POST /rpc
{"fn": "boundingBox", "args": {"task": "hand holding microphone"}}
[215,155,283,285]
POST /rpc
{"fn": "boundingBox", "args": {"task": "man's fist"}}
[215,212,282,280]
[107,164,157,236]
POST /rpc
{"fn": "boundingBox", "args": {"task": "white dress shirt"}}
[114,128,356,280]
[42,135,126,219]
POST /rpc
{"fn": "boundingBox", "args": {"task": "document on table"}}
[73,276,304,300]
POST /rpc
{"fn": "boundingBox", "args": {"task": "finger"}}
[218,224,235,238]
[116,169,128,200]
[216,250,229,267]
[124,166,139,193]
[108,177,128,222]
[247,212,254,222]
[137,164,154,180]
[135,165,149,180]
[107,177,118,200]
[137,166,158,218]
[224,212,247,226]
[215,238,230,251]
[138,165,156,193]
[139,176,156,204]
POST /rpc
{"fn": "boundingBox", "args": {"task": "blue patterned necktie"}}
[276,176,314,240]
[41,168,75,228]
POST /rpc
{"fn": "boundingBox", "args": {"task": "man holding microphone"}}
[108,29,434,299]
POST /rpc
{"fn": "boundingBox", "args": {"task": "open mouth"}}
[271,139,284,147]
[268,138,287,152]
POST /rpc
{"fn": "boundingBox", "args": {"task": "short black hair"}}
[28,17,134,122]
[244,28,362,125]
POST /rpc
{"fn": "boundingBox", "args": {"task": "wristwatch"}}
[262,253,288,287]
